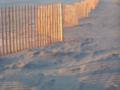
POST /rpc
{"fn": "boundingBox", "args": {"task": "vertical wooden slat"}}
[43,5,45,46]
[45,5,47,46]
[13,6,16,53]
[20,5,24,50]
[5,7,8,54]
[0,8,1,55]
[33,5,35,48]
[46,4,50,45]
[34,5,37,48]
[27,5,29,49]
[23,5,25,49]
[3,8,6,55]
[16,6,20,52]
[54,4,57,43]
[28,5,32,48]
[42,5,45,46]
[13,6,17,53]
[50,4,52,43]
[24,5,26,49]
[2,8,5,55]
[46,5,48,45]
[24,5,27,49]
[17,6,20,52]
[23,5,25,50]
[35,5,37,48]
[59,3,63,41]
[21,5,23,51]
[5,7,9,54]
[28,5,31,48]
[35,6,39,47]
[37,5,39,47]
[44,5,46,46]
[25,5,28,49]
[87,0,90,17]
[54,4,57,42]
[8,7,10,54]
[18,6,21,51]
[56,4,59,41]
[27,5,30,48]
[49,4,52,44]
[49,5,52,44]
[41,5,44,46]
[9,6,13,53]
[85,2,87,17]
[10,6,13,53]
[0,8,3,55]
[20,6,22,51]
[26,5,28,49]
[11,6,14,53]
[39,5,42,47]
[36,5,38,47]
[4,7,7,54]
[31,5,34,48]
[52,4,55,43]
[16,6,19,52]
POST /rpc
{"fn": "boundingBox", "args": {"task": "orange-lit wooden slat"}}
[58,3,63,41]
[46,5,49,45]
[56,4,59,41]
[52,4,55,43]
[45,5,48,45]
[55,4,58,42]
[60,3,63,41]
[42,5,44,46]
[47,4,50,45]
[50,4,53,44]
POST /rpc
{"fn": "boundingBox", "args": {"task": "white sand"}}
[0,0,120,90]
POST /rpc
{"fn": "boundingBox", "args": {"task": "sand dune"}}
[0,0,120,90]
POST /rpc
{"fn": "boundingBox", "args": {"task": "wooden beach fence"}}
[0,0,99,56]
[0,4,63,56]
[64,0,100,27]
